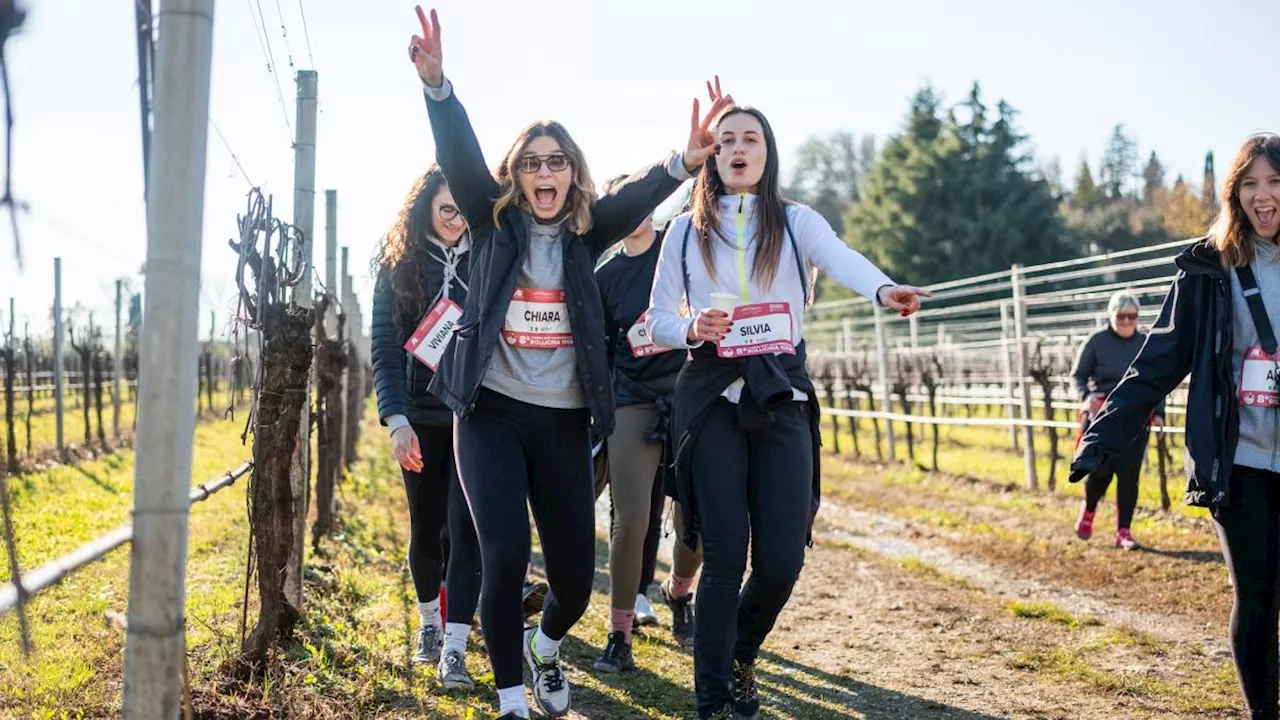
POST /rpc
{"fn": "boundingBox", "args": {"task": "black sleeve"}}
[1072,276,1193,479]
[586,160,684,257]
[370,267,411,424]
[1070,335,1097,400]
[422,84,500,235]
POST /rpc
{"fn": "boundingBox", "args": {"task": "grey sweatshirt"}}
[481,215,587,409]
[1230,235,1280,472]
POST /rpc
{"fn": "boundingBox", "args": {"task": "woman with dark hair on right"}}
[647,101,929,719]
[1071,133,1280,719]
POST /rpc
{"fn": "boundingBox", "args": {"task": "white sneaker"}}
[523,627,570,716]
[634,593,658,627]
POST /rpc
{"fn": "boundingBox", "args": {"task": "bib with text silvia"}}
[717,302,795,359]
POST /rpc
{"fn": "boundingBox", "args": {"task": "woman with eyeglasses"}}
[371,165,484,690]
[1070,290,1165,549]
[407,8,727,718]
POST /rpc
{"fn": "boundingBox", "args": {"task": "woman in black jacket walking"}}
[1072,133,1280,719]
[371,166,483,690]
[408,8,727,718]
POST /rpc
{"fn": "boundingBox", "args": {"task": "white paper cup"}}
[709,292,738,315]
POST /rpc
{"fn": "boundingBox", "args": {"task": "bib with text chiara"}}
[503,288,573,349]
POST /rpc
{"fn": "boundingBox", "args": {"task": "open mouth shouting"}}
[534,183,559,212]
[1258,204,1278,230]
[729,157,749,175]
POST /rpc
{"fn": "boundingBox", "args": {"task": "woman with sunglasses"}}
[371,166,484,690]
[407,8,727,718]
[1070,290,1165,550]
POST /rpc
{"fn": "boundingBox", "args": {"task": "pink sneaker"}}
[1075,507,1095,540]
[1115,529,1140,551]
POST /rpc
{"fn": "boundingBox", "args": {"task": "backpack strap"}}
[1238,264,1278,355]
[783,205,809,307]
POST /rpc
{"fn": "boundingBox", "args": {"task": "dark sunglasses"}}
[437,204,460,222]
[1114,313,1138,321]
[516,153,571,174]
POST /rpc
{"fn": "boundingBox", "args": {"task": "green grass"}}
[0,416,253,714]
[1007,600,1101,629]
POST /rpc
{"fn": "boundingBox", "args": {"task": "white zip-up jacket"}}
[646,193,893,351]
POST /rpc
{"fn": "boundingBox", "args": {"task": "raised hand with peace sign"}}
[408,6,444,88]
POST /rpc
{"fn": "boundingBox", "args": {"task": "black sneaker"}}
[707,703,735,720]
[592,631,635,673]
[732,658,760,719]
[661,581,696,647]
[522,580,549,620]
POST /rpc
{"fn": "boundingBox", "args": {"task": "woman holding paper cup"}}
[646,103,929,720]
[409,7,729,717]
[371,165,483,691]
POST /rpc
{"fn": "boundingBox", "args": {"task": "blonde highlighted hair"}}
[492,121,596,235]
[1209,133,1280,268]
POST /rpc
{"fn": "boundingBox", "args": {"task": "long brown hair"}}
[689,106,790,290]
[374,165,449,334]
[1209,133,1280,268]
[493,121,596,235]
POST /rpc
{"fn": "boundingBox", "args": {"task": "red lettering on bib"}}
[1240,345,1280,407]
[404,297,464,371]
[503,288,573,349]
[626,310,670,358]
[717,302,795,359]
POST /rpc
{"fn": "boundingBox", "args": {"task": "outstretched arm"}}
[410,6,499,230]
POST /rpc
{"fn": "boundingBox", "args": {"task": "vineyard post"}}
[873,303,896,461]
[1011,264,1037,489]
[285,69,318,613]
[53,257,64,460]
[113,279,122,441]
[122,0,215,714]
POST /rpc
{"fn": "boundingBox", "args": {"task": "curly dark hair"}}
[373,165,450,336]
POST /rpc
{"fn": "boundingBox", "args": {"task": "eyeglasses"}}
[437,204,460,222]
[516,153,571,174]
[1114,313,1138,321]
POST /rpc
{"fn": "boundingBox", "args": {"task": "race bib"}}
[503,288,573,349]
[717,302,795,359]
[1240,345,1280,407]
[625,311,670,358]
[404,298,464,371]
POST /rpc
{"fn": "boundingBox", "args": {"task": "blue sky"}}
[1,0,1275,339]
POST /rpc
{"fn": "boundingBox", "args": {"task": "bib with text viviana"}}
[404,297,464,371]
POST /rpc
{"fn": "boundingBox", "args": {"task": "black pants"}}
[638,469,664,596]
[400,424,482,626]
[453,387,596,689]
[1216,465,1280,719]
[1085,429,1148,529]
[690,399,812,718]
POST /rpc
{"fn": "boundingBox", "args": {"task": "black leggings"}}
[400,424,482,626]
[1085,430,1148,529]
[453,387,597,689]
[690,399,812,718]
[638,470,664,596]
[1216,465,1280,719]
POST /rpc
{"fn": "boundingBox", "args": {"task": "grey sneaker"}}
[412,625,442,665]
[592,631,635,673]
[523,627,570,716]
[633,593,658,627]
[437,648,474,690]
[732,658,760,719]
